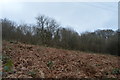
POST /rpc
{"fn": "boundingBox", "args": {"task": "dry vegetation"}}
[2,41,120,79]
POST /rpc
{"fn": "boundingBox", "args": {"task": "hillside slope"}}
[2,41,120,78]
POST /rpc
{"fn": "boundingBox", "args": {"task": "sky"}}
[0,2,118,33]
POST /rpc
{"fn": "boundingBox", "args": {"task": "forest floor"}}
[2,41,120,79]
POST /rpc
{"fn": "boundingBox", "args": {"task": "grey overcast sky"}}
[0,2,118,33]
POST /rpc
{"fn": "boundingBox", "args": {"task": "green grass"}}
[3,55,14,73]
[111,68,120,75]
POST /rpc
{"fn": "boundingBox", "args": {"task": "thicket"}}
[1,15,120,56]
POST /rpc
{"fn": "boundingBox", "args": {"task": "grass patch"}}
[2,55,14,73]
[111,68,120,75]
[47,61,53,69]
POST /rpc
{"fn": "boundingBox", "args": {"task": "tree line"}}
[1,15,120,56]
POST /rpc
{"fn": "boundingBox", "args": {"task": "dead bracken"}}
[2,41,120,78]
